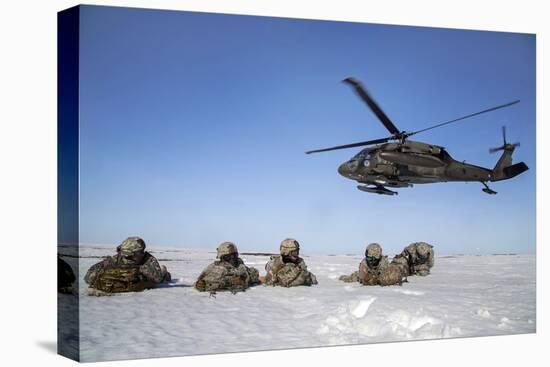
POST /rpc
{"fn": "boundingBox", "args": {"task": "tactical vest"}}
[91,265,156,293]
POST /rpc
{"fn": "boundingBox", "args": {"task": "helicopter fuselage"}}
[306,77,527,195]
[337,140,493,186]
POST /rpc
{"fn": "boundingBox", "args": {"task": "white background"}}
[0,1,547,366]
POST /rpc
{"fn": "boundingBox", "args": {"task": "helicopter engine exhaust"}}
[379,151,444,168]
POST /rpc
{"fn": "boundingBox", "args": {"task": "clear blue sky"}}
[76,5,536,255]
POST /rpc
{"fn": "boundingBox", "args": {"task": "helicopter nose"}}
[338,163,349,176]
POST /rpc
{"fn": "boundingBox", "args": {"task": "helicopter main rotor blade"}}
[407,100,520,138]
[343,77,401,136]
[305,137,391,154]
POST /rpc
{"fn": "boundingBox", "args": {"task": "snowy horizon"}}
[63,243,535,257]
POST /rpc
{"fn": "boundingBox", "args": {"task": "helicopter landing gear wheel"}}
[481,182,497,195]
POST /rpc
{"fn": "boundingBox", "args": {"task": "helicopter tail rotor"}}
[489,126,520,153]
[489,126,528,182]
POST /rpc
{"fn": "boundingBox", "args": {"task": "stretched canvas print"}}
[58,4,536,362]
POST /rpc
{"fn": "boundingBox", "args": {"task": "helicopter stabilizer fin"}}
[503,162,529,178]
[491,152,529,181]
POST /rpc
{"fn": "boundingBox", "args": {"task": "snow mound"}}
[351,298,376,318]
[317,300,461,344]
[497,317,512,330]
[383,310,462,339]
[476,308,492,318]
[393,289,425,296]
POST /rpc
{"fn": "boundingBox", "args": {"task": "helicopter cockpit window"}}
[353,150,372,160]
[346,159,359,171]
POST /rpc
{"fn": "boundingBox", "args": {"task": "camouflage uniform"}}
[390,253,410,278]
[85,237,171,292]
[398,242,434,276]
[265,238,318,287]
[195,242,260,293]
[340,243,403,286]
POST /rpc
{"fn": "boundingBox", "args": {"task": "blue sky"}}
[77,5,536,255]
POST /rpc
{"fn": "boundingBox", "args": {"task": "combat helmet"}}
[118,236,146,256]
[217,241,238,258]
[280,238,300,256]
[416,242,432,259]
[365,243,383,259]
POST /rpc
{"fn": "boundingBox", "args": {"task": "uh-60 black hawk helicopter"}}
[306,77,529,196]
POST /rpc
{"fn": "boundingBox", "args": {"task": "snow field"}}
[64,247,535,362]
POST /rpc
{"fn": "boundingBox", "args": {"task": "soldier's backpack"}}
[195,273,250,293]
[91,265,156,293]
[291,269,317,286]
[378,264,404,286]
[195,263,253,293]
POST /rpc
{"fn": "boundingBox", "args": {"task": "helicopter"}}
[306,77,529,196]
